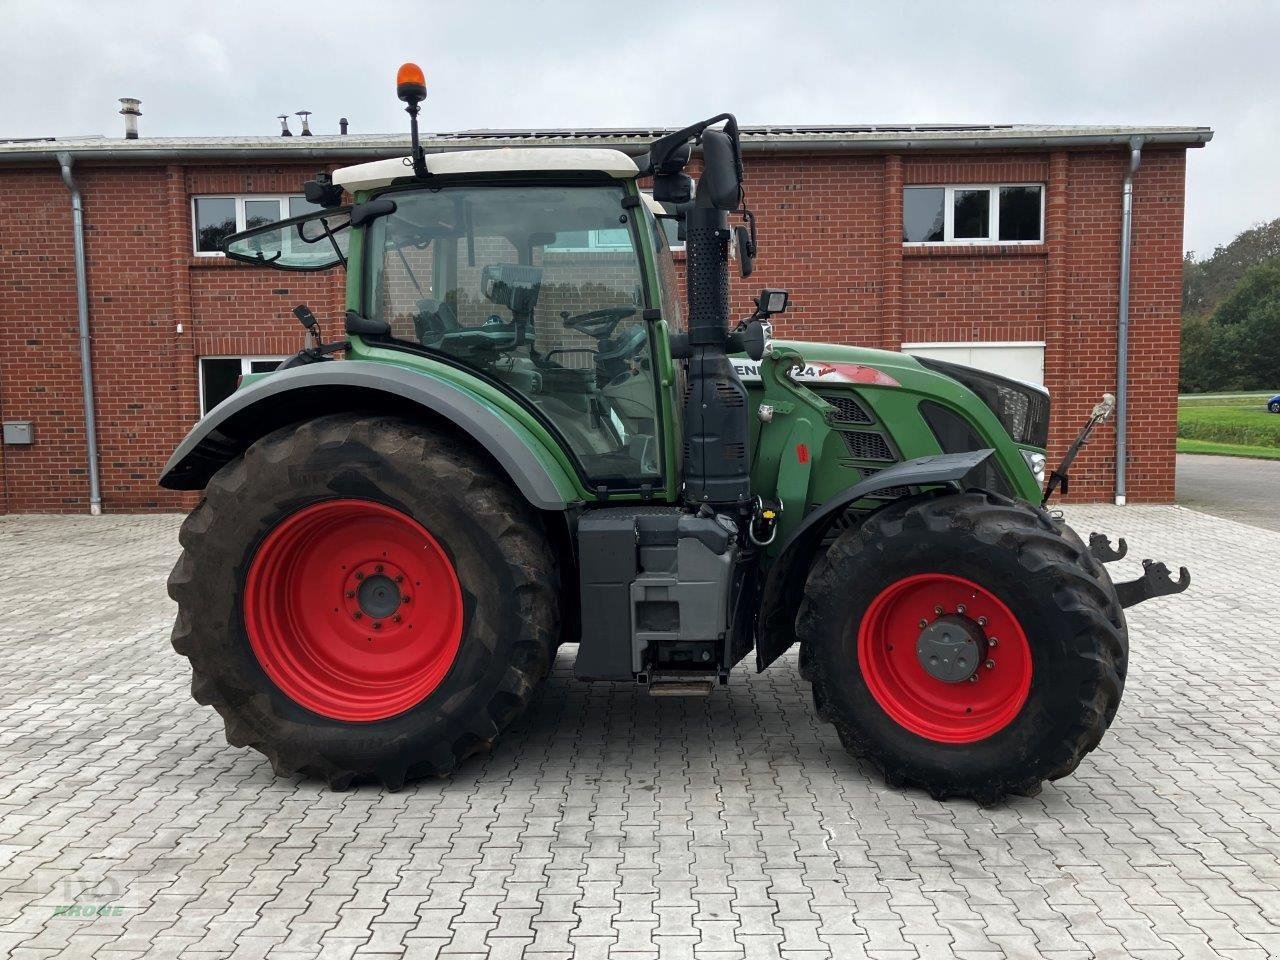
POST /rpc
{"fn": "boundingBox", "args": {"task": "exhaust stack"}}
[118,98,141,139]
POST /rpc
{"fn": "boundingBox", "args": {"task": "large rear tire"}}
[168,414,558,789]
[797,491,1126,803]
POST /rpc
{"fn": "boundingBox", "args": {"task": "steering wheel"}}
[561,306,636,339]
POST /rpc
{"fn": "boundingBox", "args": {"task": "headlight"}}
[915,357,1050,447]
[1021,450,1047,484]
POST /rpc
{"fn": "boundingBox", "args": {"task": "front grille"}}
[819,392,874,424]
[916,356,1050,447]
[840,430,894,461]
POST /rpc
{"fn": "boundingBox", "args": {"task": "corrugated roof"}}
[0,123,1212,162]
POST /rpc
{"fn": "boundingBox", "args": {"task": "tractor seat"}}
[413,298,459,345]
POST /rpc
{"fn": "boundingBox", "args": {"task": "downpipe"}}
[56,152,103,516]
[1114,136,1143,506]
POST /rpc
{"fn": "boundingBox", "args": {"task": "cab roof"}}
[332,147,639,192]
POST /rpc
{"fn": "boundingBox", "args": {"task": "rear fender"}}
[159,360,576,510]
[755,449,995,672]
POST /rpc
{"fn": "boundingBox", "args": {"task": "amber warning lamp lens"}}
[397,63,427,105]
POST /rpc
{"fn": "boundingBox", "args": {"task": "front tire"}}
[798,491,1126,803]
[1269,400,1280,413]
[168,414,558,789]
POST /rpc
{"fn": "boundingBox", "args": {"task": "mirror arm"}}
[639,113,741,177]
[324,226,347,268]
[299,220,347,268]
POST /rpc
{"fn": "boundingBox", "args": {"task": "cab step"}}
[643,672,719,697]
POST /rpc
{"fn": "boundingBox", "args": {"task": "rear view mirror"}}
[653,173,694,205]
[734,225,755,278]
[698,129,742,211]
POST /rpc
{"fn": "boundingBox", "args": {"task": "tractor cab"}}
[224,147,682,493]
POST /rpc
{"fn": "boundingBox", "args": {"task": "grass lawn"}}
[1177,391,1275,407]
[1176,438,1280,460]
[1177,392,1280,458]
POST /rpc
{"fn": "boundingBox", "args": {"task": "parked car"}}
[1270,394,1280,413]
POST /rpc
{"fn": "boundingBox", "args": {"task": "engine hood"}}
[731,339,926,386]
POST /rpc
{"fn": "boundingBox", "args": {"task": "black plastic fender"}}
[755,449,996,672]
[159,360,571,510]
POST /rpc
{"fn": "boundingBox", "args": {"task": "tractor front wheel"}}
[798,491,1126,803]
[168,414,558,789]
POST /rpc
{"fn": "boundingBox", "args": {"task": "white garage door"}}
[901,341,1046,386]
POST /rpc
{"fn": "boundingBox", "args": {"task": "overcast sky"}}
[2,0,1274,256]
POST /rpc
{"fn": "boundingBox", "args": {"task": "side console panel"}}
[575,508,743,681]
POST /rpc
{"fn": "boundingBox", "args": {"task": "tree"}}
[1182,218,1280,319]
[1209,261,1280,390]
[1181,218,1280,391]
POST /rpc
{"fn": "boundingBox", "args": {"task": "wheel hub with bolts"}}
[915,614,987,683]
[342,562,412,628]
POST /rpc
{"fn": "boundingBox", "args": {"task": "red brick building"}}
[0,124,1209,513]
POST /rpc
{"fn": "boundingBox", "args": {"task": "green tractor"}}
[161,64,1188,802]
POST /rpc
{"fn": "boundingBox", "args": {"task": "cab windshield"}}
[364,183,660,487]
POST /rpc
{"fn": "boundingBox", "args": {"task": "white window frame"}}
[197,355,289,415]
[191,195,311,256]
[902,184,1045,246]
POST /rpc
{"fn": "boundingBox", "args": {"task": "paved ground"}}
[1,505,1278,959]
[1176,453,1280,533]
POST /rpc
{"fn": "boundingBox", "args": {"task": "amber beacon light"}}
[397,63,427,104]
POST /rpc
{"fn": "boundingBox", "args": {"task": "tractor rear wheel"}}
[798,491,1126,803]
[168,414,558,789]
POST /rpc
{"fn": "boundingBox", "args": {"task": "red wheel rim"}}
[857,573,1032,743]
[243,499,464,722]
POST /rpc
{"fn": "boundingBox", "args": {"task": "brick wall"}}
[0,146,1187,512]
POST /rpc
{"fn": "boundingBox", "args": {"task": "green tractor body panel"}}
[159,359,583,510]
[734,339,1043,550]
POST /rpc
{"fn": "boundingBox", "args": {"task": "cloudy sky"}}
[2,0,1273,256]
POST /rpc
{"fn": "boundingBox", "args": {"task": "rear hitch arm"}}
[1088,532,1128,563]
[1115,559,1191,608]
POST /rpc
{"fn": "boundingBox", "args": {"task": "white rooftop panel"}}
[332,147,639,191]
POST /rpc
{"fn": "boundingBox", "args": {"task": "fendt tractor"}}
[161,64,1190,802]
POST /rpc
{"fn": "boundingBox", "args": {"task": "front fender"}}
[755,449,995,672]
[159,360,577,510]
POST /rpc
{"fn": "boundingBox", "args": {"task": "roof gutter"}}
[0,131,1212,164]
[732,131,1210,154]
[56,152,102,516]
[1114,136,1144,507]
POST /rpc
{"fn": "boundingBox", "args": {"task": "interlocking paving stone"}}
[1,504,1278,958]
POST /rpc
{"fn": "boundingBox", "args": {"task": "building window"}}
[544,226,635,253]
[192,195,322,255]
[199,356,287,414]
[902,341,1046,386]
[903,185,1043,245]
